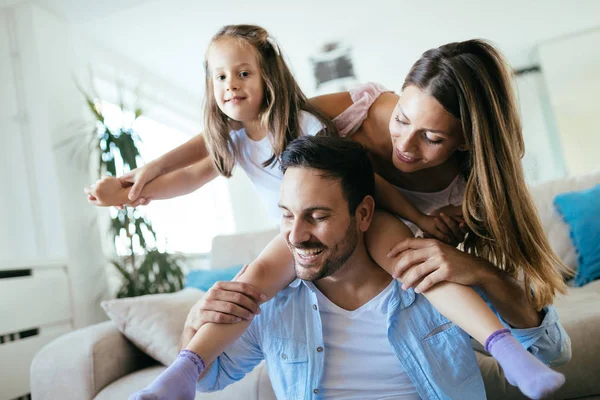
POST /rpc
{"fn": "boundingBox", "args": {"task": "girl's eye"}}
[282,214,293,220]
[240,71,249,78]
[394,115,408,125]
[216,75,225,81]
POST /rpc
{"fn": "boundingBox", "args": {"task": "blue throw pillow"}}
[554,184,600,287]
[185,265,244,292]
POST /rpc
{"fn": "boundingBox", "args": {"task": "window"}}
[100,102,235,254]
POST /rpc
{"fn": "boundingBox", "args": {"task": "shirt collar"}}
[291,279,416,310]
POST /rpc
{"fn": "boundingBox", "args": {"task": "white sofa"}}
[31,171,600,399]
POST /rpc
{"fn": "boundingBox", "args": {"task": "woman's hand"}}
[387,237,492,293]
[416,213,469,246]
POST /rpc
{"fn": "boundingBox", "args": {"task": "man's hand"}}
[387,237,492,293]
[180,265,266,349]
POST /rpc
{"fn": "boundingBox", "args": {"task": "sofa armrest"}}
[31,320,155,400]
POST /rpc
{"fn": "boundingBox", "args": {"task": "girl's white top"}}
[229,111,324,223]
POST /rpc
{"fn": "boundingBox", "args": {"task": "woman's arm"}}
[87,157,218,207]
[387,237,544,328]
[375,175,468,245]
[477,262,544,328]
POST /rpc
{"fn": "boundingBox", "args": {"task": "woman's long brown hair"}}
[403,39,571,310]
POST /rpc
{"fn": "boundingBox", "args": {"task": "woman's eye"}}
[424,133,443,145]
[394,115,408,125]
[240,71,249,77]
[216,75,225,81]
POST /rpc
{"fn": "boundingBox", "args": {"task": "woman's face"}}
[389,85,465,174]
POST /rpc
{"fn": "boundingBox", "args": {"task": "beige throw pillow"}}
[101,288,205,366]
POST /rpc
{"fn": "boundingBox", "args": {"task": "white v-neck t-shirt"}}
[229,111,324,223]
[306,281,421,399]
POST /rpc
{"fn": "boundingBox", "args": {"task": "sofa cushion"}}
[554,184,600,286]
[94,362,276,400]
[101,288,205,366]
[528,170,600,273]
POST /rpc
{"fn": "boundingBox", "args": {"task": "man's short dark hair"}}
[280,136,375,214]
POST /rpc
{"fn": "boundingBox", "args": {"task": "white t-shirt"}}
[306,281,421,400]
[229,111,324,223]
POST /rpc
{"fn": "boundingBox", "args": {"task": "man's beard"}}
[290,220,359,282]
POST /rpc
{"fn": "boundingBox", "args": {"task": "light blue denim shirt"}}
[197,279,571,400]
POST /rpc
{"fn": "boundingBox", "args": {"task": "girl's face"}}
[389,85,465,174]
[208,38,265,123]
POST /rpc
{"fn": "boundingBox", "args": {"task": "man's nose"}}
[288,219,310,246]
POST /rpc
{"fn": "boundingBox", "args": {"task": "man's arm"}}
[197,320,265,392]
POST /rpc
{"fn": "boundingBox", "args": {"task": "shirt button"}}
[312,304,317,310]
[281,354,287,360]
[316,346,323,352]
[313,389,319,394]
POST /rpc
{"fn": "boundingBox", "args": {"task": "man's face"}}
[279,167,360,281]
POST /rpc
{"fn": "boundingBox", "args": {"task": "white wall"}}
[538,28,600,175]
[0,3,220,327]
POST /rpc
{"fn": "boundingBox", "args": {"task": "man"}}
[192,136,566,399]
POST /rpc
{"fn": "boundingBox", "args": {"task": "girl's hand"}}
[387,237,490,293]
[118,162,163,204]
[84,176,128,207]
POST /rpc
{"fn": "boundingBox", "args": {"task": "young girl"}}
[87,27,566,400]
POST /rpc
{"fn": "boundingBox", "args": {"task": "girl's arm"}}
[86,157,218,207]
[112,133,210,203]
[186,233,296,377]
[150,133,210,175]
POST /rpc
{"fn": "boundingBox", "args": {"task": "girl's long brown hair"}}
[203,24,337,177]
[403,39,571,310]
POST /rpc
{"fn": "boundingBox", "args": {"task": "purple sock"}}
[485,329,565,399]
[129,350,205,400]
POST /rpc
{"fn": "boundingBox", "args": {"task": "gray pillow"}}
[101,288,205,366]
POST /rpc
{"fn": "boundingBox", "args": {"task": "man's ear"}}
[355,195,375,232]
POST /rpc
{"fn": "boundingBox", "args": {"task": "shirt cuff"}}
[501,305,558,350]
[196,361,219,393]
